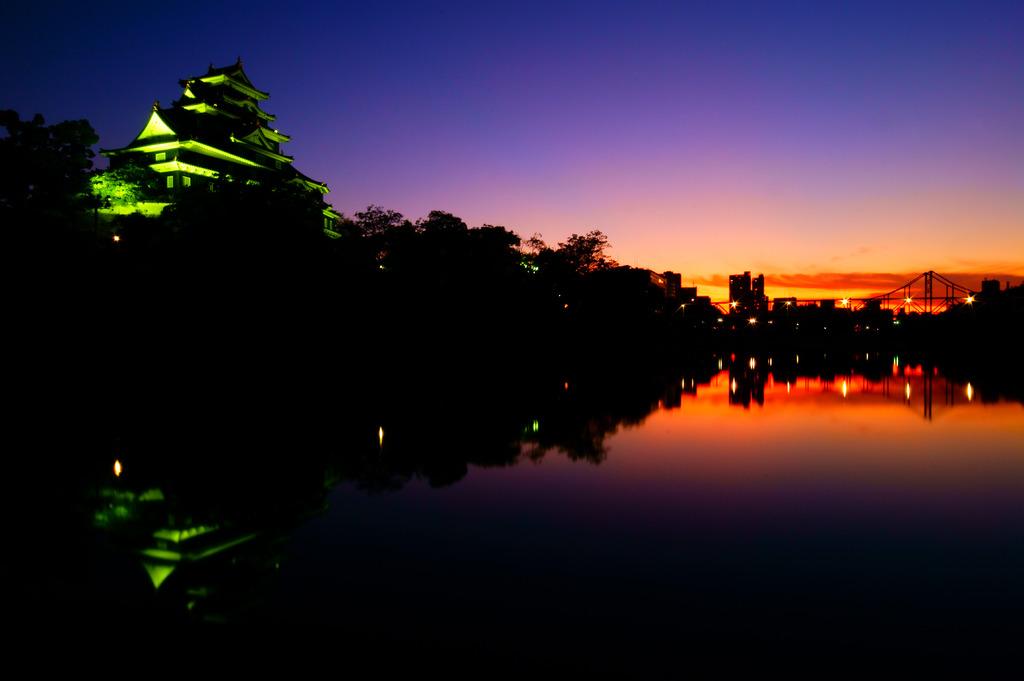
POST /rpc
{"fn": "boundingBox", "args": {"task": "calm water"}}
[280,357,1023,669]
[22,355,1024,670]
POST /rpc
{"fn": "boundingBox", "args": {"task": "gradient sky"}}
[3,0,1021,299]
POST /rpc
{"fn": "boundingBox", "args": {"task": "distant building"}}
[663,271,682,299]
[729,271,752,310]
[729,271,768,315]
[773,297,797,312]
[981,279,1001,296]
[647,270,667,294]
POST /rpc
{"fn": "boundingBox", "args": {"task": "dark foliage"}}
[0,109,97,224]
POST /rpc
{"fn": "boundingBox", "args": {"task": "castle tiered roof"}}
[101,58,329,194]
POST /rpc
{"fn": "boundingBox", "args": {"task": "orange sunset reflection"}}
[611,368,1024,501]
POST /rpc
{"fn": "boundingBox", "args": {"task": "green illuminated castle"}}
[100,58,337,229]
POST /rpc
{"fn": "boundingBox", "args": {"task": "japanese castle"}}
[101,58,337,230]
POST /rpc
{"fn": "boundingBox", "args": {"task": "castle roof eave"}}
[101,110,179,157]
[290,168,330,194]
[235,126,290,148]
[103,139,274,170]
[196,72,269,100]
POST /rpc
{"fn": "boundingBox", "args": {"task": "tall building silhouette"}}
[729,271,768,315]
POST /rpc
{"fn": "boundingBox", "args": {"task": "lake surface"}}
[21,353,1024,671]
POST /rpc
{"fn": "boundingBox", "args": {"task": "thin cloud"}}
[766,271,1024,296]
[769,272,912,291]
[692,274,729,288]
[830,246,877,263]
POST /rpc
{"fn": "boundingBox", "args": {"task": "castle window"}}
[183,176,191,187]
[166,176,174,189]
[155,152,166,161]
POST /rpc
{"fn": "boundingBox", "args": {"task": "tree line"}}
[3,109,684,387]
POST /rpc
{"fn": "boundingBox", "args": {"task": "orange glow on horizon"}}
[693,272,1023,305]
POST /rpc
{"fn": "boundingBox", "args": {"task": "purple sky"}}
[3,0,1021,298]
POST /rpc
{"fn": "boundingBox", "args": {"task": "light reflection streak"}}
[671,361,990,423]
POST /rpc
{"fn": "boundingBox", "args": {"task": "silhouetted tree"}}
[416,210,468,233]
[556,230,616,275]
[158,176,329,278]
[471,224,521,265]
[522,233,547,255]
[354,205,407,236]
[0,109,98,229]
